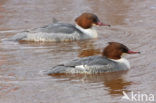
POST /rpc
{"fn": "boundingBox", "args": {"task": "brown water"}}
[0,0,156,103]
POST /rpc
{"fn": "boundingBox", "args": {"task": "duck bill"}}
[96,22,111,27]
[128,50,140,54]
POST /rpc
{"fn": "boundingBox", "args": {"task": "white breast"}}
[111,58,130,69]
[75,24,98,38]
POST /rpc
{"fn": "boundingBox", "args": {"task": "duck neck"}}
[75,24,98,38]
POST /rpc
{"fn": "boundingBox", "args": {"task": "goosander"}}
[47,42,140,74]
[8,13,110,42]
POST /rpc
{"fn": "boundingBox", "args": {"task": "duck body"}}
[7,13,110,42]
[47,56,130,74]
[47,42,140,74]
[10,23,97,42]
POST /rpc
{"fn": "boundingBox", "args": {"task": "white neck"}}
[75,24,98,38]
[110,58,130,69]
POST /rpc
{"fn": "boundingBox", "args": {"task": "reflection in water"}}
[50,70,132,96]
[76,39,101,57]
[78,48,101,57]
[104,77,132,96]
[18,39,101,58]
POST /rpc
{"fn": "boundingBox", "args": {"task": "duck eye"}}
[121,48,128,53]
[93,18,98,23]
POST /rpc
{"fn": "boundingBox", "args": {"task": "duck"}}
[8,13,110,42]
[47,42,140,74]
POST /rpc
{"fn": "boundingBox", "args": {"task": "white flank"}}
[75,65,86,70]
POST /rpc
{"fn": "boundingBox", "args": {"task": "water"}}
[0,0,155,103]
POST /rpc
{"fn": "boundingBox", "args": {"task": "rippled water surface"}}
[0,0,156,103]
